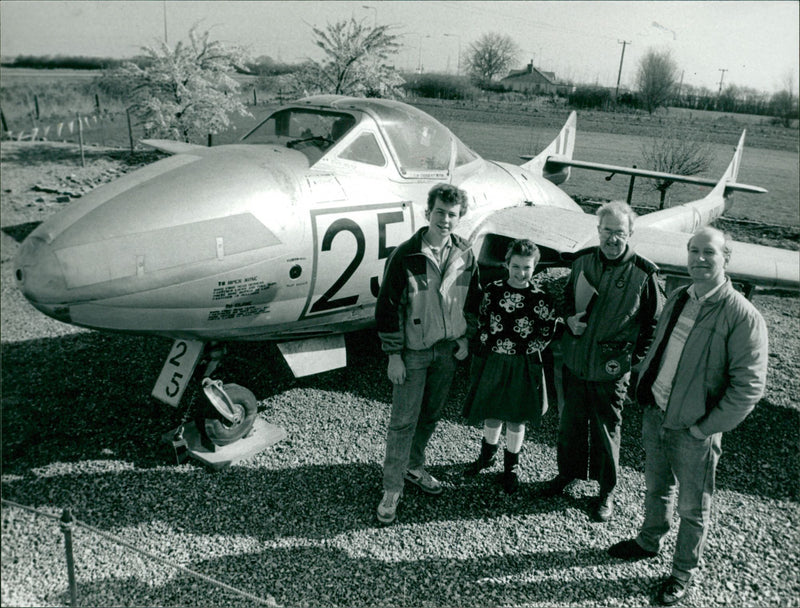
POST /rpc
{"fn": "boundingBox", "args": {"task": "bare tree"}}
[770,70,797,128]
[292,18,401,97]
[105,26,251,142]
[636,48,678,114]
[717,84,741,113]
[642,131,713,209]
[465,32,520,84]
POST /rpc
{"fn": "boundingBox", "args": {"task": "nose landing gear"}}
[198,379,258,447]
[155,340,286,469]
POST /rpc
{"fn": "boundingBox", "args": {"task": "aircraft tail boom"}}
[636,130,756,233]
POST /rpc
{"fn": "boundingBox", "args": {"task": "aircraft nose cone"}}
[15,234,71,321]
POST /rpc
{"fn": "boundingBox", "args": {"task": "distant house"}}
[500,62,565,95]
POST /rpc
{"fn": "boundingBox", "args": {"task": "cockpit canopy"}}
[241,97,478,177]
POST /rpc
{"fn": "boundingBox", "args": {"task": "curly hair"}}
[426,183,469,217]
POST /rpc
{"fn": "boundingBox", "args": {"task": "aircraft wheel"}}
[202,383,258,447]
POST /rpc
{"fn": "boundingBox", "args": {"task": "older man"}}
[608,227,769,606]
[541,201,661,522]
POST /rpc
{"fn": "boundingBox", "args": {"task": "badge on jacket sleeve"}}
[605,359,621,375]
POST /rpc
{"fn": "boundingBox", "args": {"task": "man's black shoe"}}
[538,474,572,497]
[607,538,658,560]
[657,576,689,606]
[592,493,614,522]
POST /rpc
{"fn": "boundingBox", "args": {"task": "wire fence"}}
[0,83,293,150]
[1,498,277,607]
[1,108,150,150]
[0,104,286,151]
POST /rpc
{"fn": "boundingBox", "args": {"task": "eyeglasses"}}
[599,228,629,238]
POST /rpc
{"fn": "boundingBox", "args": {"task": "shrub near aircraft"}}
[14,95,799,448]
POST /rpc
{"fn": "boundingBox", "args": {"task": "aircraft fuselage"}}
[15,138,578,342]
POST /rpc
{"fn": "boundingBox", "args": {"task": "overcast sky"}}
[1,1,797,93]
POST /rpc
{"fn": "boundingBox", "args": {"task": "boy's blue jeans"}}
[636,406,722,582]
[383,341,458,493]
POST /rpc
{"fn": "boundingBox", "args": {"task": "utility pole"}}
[615,40,631,100]
[162,0,168,44]
[444,34,461,75]
[717,68,728,96]
[717,68,728,110]
[417,34,430,73]
[407,33,429,73]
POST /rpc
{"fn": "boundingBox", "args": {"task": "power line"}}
[437,1,621,42]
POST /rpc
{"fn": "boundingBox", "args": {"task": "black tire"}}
[202,383,258,447]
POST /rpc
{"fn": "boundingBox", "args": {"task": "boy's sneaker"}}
[404,468,443,495]
[377,491,401,524]
[657,576,689,606]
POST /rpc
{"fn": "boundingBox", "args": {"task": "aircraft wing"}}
[522,156,768,196]
[633,228,799,290]
[471,205,599,255]
[472,206,798,290]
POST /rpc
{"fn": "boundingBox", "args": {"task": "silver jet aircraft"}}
[15,95,798,447]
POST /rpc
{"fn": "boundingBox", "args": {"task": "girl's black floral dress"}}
[463,279,561,425]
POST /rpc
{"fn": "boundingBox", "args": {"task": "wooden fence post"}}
[0,106,9,137]
[77,113,85,167]
[60,509,79,607]
[126,108,134,154]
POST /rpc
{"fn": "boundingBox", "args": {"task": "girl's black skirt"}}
[462,351,547,426]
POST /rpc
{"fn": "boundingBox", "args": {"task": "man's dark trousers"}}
[556,365,630,494]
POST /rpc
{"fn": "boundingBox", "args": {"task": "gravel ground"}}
[1,142,799,608]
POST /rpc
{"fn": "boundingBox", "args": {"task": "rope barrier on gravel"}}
[2,498,277,607]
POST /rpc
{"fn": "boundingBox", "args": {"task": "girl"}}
[463,239,561,493]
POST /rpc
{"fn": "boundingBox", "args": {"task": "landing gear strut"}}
[155,340,285,468]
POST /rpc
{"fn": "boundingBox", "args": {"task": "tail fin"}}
[728,130,745,184]
[521,111,576,185]
[638,130,758,232]
[692,128,747,217]
[715,129,746,204]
